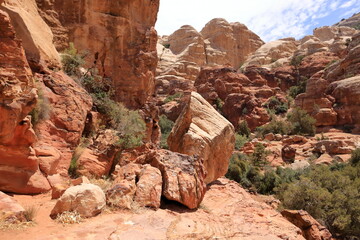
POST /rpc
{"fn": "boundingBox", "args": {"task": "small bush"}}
[250,143,269,167]
[264,96,288,115]
[349,148,360,166]
[24,206,37,222]
[215,98,224,111]
[290,55,305,68]
[238,121,251,137]
[288,76,307,99]
[159,115,174,149]
[235,133,248,150]
[164,92,183,104]
[256,118,292,137]
[61,43,86,76]
[287,107,316,136]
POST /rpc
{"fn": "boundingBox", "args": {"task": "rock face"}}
[36,0,160,109]
[107,163,162,209]
[145,150,206,209]
[156,18,263,101]
[282,210,333,240]
[0,191,26,223]
[0,9,50,194]
[168,92,235,184]
[335,12,360,29]
[1,0,61,69]
[50,184,106,218]
[33,71,92,176]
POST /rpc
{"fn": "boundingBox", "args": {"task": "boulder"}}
[107,163,162,209]
[314,140,353,155]
[168,92,235,184]
[50,184,106,218]
[0,191,26,223]
[281,145,296,163]
[47,174,69,199]
[282,210,332,240]
[134,165,162,208]
[145,150,206,209]
[1,0,61,68]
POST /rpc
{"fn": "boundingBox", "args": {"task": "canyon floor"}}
[0,178,304,240]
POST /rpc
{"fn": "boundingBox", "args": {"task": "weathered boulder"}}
[282,145,296,163]
[168,92,235,184]
[36,0,160,108]
[134,165,162,208]
[0,191,26,223]
[47,174,69,199]
[50,184,106,218]
[144,150,206,209]
[1,0,61,68]
[282,210,332,240]
[313,140,353,155]
[107,163,162,209]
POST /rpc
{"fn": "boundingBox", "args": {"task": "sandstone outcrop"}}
[36,0,160,109]
[242,38,298,68]
[107,163,162,209]
[0,191,26,223]
[282,210,333,240]
[144,150,206,209]
[0,9,50,194]
[1,0,61,69]
[335,12,360,29]
[33,71,92,176]
[168,92,235,184]
[156,18,263,102]
[50,184,106,218]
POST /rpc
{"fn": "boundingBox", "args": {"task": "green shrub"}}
[61,43,86,76]
[276,163,360,238]
[250,143,269,167]
[159,115,174,149]
[288,76,307,99]
[164,92,183,104]
[287,107,316,136]
[235,133,248,150]
[238,120,251,137]
[290,55,305,68]
[349,148,360,166]
[215,97,224,111]
[256,118,292,137]
[264,96,288,115]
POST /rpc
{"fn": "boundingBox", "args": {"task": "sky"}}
[155,0,360,42]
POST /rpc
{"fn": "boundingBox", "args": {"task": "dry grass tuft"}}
[56,211,82,225]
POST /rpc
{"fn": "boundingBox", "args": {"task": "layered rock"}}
[0,9,50,194]
[335,12,360,29]
[156,18,263,101]
[282,210,333,240]
[168,92,235,184]
[36,0,160,109]
[33,71,92,176]
[50,184,106,218]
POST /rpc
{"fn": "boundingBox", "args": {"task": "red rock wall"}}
[37,0,160,109]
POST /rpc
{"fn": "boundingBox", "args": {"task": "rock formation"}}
[282,210,333,240]
[168,92,235,184]
[36,0,160,109]
[156,18,264,102]
[0,191,26,223]
[0,8,50,194]
[335,12,360,29]
[50,184,106,218]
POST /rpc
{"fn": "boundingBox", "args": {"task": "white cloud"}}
[156,0,359,42]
